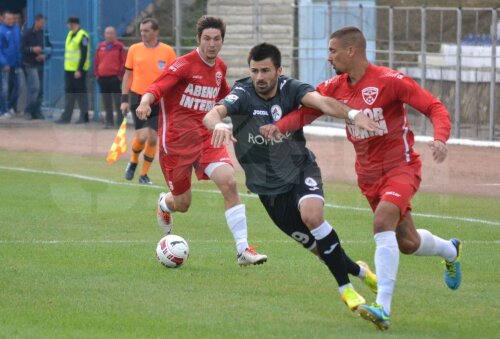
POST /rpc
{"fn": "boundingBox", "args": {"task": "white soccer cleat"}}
[157,192,173,234]
[237,246,267,266]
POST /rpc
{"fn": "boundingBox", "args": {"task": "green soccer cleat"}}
[359,303,391,331]
[356,260,377,294]
[341,287,365,311]
[444,238,462,290]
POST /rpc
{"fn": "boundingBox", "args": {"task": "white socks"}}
[310,221,332,240]
[159,193,173,213]
[225,204,249,254]
[413,229,457,262]
[374,231,399,315]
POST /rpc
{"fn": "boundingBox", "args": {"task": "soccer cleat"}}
[359,303,391,331]
[138,174,152,185]
[444,238,462,290]
[341,287,365,311]
[124,162,137,180]
[237,246,267,266]
[356,260,377,294]
[157,192,173,234]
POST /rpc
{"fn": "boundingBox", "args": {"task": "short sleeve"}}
[125,45,135,70]
[286,79,314,108]
[218,86,247,117]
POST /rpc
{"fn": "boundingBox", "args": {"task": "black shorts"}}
[130,91,159,131]
[258,161,324,250]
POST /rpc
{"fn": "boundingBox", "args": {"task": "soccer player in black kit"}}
[203,43,381,314]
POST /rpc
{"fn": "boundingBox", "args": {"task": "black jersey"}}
[219,75,315,194]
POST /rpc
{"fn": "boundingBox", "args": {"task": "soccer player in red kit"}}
[260,26,462,330]
[135,16,267,266]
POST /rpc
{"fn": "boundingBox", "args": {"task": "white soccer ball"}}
[156,234,189,268]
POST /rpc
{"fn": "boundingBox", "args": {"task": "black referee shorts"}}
[130,91,159,131]
[258,161,325,250]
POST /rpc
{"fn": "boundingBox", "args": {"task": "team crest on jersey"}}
[215,71,223,86]
[158,60,166,71]
[361,87,379,105]
[271,105,282,121]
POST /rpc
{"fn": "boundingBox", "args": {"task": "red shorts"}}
[159,140,232,195]
[358,162,421,218]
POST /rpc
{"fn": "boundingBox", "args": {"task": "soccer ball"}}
[156,234,189,268]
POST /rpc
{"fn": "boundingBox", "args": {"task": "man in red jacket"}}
[94,26,126,128]
[261,26,462,331]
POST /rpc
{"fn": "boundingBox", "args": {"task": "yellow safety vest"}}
[64,29,90,71]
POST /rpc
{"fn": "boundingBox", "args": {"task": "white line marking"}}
[1,165,499,226]
[0,239,498,245]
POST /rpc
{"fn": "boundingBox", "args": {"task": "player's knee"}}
[301,213,323,229]
[398,241,418,255]
[218,175,237,194]
[173,198,191,213]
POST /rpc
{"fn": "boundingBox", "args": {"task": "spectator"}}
[94,26,126,129]
[0,11,22,118]
[22,14,51,120]
[56,16,90,124]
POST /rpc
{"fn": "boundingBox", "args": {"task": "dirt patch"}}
[1,117,499,197]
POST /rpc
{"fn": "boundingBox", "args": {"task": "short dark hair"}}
[35,14,45,21]
[196,16,225,41]
[141,18,159,30]
[247,43,281,69]
[67,16,79,24]
[330,26,366,51]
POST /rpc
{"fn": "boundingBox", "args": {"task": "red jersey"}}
[276,64,451,182]
[94,40,126,78]
[147,49,230,156]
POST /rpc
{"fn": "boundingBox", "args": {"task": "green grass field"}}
[0,149,499,338]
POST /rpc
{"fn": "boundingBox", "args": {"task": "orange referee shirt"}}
[125,42,176,95]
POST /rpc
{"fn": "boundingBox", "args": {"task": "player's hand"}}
[428,140,448,163]
[120,102,129,117]
[32,46,43,54]
[259,124,282,140]
[211,123,236,148]
[352,110,383,133]
[136,103,151,121]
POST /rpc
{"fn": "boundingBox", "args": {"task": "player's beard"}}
[255,78,277,97]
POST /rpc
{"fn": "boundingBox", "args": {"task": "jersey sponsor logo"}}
[216,71,223,86]
[252,110,268,116]
[305,177,320,191]
[347,107,388,139]
[224,94,239,104]
[247,131,292,146]
[180,83,221,111]
[158,60,166,70]
[362,87,379,105]
[271,105,282,121]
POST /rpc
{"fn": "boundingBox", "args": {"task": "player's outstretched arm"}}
[203,105,236,148]
[136,93,155,120]
[301,91,382,132]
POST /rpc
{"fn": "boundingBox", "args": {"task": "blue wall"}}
[26,0,152,115]
[298,0,377,87]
